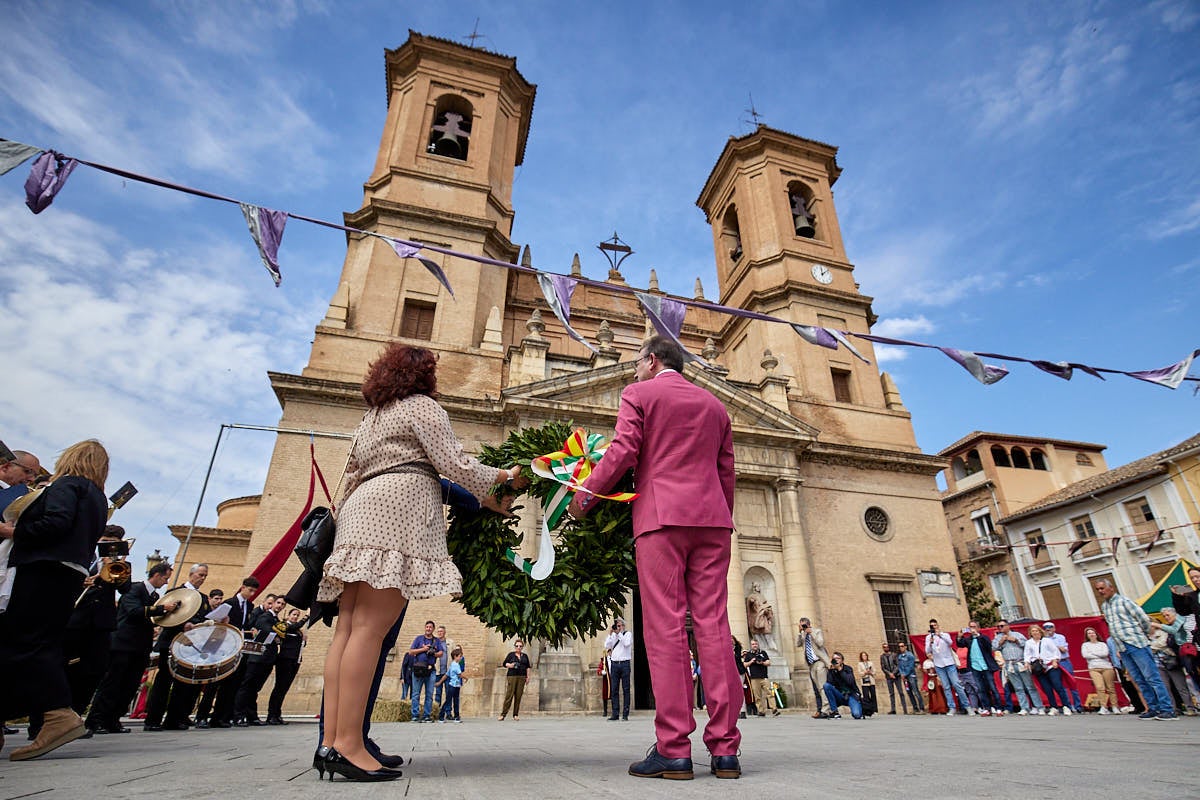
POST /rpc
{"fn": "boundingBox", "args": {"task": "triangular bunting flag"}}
[239,203,288,286]
[938,347,1009,385]
[791,324,870,363]
[1109,537,1121,564]
[1030,542,1043,561]
[634,291,709,366]
[1067,540,1088,557]
[24,150,78,214]
[1126,350,1199,389]
[1032,361,1074,380]
[1145,529,1165,554]
[537,272,597,354]
[0,139,41,177]
[387,239,455,298]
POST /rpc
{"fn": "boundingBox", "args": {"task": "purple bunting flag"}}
[1031,361,1074,380]
[24,150,78,214]
[1066,539,1088,557]
[938,347,1009,385]
[791,324,870,363]
[537,272,597,354]
[239,203,288,286]
[1126,349,1199,389]
[1109,537,1121,563]
[387,239,455,298]
[0,139,41,177]
[634,291,709,367]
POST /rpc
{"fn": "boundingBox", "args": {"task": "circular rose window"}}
[863,506,891,540]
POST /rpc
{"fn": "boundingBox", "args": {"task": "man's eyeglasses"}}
[633,353,653,365]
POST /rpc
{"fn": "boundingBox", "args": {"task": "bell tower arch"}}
[306,32,536,396]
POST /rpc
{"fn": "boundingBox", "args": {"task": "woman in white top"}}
[1080,626,1119,713]
[1024,624,1072,715]
[857,651,877,715]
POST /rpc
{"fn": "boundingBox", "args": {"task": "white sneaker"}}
[1017,709,1028,716]
[1119,705,1134,713]
[1098,707,1110,715]
[1031,708,1043,715]
[967,708,977,716]
[1047,708,1059,716]
[978,709,990,716]
[1062,707,1073,716]
[992,708,1004,716]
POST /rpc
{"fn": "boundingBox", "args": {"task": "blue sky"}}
[1,1,1197,572]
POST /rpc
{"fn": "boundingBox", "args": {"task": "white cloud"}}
[0,201,318,563]
[1152,0,1200,33]
[1147,197,1200,239]
[958,21,1131,136]
[872,315,936,339]
[0,1,333,190]
[873,345,910,364]
[852,227,1005,312]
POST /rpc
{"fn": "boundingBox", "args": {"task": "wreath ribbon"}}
[503,429,638,581]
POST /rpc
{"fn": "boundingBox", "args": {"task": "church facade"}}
[177,31,967,716]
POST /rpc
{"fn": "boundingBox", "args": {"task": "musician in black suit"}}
[144,563,212,731]
[267,607,307,724]
[0,440,109,761]
[209,576,261,728]
[235,595,286,725]
[64,525,133,715]
[84,562,179,735]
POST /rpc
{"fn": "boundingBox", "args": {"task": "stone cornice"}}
[697,125,841,214]
[342,198,519,261]
[168,525,252,543]
[805,442,947,476]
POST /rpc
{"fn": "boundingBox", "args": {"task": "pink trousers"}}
[634,526,742,758]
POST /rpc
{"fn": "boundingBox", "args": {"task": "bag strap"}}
[329,416,363,510]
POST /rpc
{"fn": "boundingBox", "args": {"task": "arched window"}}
[427,94,473,160]
[721,205,743,263]
[991,445,1011,468]
[951,457,967,481]
[1030,448,1049,471]
[965,449,983,476]
[1075,452,1093,466]
[787,181,817,239]
[1011,447,1031,469]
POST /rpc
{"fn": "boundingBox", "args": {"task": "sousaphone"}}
[152,586,203,627]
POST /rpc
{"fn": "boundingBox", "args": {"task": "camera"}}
[929,625,937,634]
[98,540,131,558]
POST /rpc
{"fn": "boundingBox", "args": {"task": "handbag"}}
[294,506,336,575]
[1029,658,1046,675]
[1180,642,1198,658]
[293,425,360,576]
[412,663,432,679]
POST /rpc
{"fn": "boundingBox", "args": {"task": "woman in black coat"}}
[0,439,109,761]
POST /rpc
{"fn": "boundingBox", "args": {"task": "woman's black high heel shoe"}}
[325,748,402,782]
[313,745,332,779]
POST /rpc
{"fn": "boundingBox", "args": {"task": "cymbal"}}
[152,586,203,628]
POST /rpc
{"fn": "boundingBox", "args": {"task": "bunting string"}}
[2,136,1196,390]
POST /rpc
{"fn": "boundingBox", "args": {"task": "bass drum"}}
[168,622,243,684]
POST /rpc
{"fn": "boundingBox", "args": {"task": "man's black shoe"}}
[628,745,693,780]
[79,728,94,739]
[103,725,131,734]
[163,723,189,731]
[608,716,620,721]
[233,719,249,727]
[246,719,265,726]
[144,724,164,732]
[376,752,405,769]
[711,754,741,779]
[195,719,210,729]
[622,716,629,721]
[2,725,18,735]
[265,717,286,726]
[211,720,233,728]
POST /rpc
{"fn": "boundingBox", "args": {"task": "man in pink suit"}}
[568,335,741,780]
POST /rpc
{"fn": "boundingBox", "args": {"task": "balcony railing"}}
[998,603,1025,620]
[1070,537,1115,563]
[1019,550,1058,573]
[965,537,1008,561]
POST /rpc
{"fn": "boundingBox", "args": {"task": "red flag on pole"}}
[250,441,331,590]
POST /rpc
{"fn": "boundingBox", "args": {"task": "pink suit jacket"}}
[582,370,735,536]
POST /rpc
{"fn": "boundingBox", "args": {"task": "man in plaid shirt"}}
[1095,578,1176,720]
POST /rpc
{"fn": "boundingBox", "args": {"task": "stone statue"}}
[746,582,774,636]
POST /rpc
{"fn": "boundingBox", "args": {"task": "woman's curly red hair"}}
[362,344,438,407]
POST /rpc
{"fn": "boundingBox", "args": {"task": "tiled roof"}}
[1000,432,1200,524]
[938,430,1106,457]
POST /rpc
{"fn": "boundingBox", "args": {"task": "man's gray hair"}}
[1093,577,1115,589]
[190,563,208,574]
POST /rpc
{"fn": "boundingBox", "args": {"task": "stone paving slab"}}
[1,712,1196,799]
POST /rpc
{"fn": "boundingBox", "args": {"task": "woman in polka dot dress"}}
[317,344,523,778]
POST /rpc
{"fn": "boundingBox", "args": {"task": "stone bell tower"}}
[307,31,536,397]
[696,125,913,451]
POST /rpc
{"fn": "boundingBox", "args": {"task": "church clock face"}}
[811,263,833,284]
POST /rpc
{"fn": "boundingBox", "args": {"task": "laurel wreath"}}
[446,421,635,646]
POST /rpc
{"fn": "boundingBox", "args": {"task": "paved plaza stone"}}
[1,711,1196,799]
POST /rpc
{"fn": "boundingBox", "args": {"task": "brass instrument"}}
[73,538,136,608]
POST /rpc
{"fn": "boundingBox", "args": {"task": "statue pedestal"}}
[537,651,583,712]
